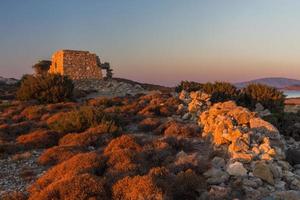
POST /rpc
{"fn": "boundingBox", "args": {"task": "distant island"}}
[235,77,300,90]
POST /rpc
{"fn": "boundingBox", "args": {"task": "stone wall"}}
[49,50,103,80]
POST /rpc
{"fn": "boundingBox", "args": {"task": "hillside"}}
[235,77,300,89]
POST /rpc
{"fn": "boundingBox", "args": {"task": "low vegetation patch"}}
[47,106,119,133]
[16,74,74,104]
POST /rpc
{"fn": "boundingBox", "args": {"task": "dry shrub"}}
[58,122,118,147]
[16,74,74,104]
[47,106,117,133]
[139,92,162,101]
[0,143,23,155]
[1,191,27,200]
[104,135,142,154]
[16,129,60,149]
[45,102,78,113]
[104,135,143,178]
[172,169,205,200]
[38,145,88,166]
[139,117,161,131]
[87,97,118,107]
[118,101,142,114]
[112,175,164,200]
[21,105,46,120]
[12,151,32,161]
[163,121,199,137]
[170,152,209,174]
[4,121,36,136]
[138,104,161,117]
[29,152,106,195]
[29,173,109,200]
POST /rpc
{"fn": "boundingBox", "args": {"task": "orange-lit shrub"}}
[29,173,109,200]
[29,152,106,195]
[104,135,143,178]
[139,117,161,131]
[163,121,199,137]
[21,105,46,120]
[112,175,164,200]
[38,145,88,166]
[16,129,59,149]
[59,122,118,147]
[1,191,27,200]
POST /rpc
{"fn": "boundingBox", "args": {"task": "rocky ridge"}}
[179,90,300,199]
[74,79,148,98]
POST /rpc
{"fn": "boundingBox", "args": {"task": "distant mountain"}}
[235,77,300,89]
[0,76,18,85]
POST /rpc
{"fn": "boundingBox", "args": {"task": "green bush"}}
[201,82,239,103]
[16,74,74,103]
[175,81,203,92]
[32,60,51,76]
[240,83,285,113]
[47,106,119,133]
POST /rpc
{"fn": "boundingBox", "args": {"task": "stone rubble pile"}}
[74,79,148,97]
[179,90,211,121]
[179,90,300,200]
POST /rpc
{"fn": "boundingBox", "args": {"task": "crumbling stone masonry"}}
[49,50,103,80]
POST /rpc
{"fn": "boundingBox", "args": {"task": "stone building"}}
[49,50,104,80]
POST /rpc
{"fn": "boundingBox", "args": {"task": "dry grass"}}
[29,173,109,200]
[16,129,60,149]
[112,175,164,200]
[29,152,106,195]
[38,145,88,166]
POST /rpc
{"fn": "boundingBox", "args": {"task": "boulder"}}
[253,161,274,185]
[226,162,247,176]
[286,148,300,165]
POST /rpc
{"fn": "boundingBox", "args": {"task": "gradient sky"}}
[1,0,300,86]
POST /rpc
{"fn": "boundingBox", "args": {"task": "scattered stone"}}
[286,148,300,165]
[211,156,225,169]
[253,161,274,185]
[203,167,229,184]
[226,162,247,176]
[272,190,300,200]
[182,113,191,120]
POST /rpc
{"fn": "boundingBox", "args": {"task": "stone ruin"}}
[48,49,112,80]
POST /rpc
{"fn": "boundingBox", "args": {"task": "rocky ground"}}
[1,83,300,199]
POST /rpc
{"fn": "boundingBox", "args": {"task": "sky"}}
[1,0,300,86]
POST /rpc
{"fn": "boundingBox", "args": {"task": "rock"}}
[255,103,264,112]
[293,164,300,169]
[270,164,283,179]
[211,156,225,169]
[272,190,300,200]
[231,152,253,163]
[274,180,286,191]
[278,161,292,171]
[226,162,247,176]
[253,161,274,185]
[249,118,279,139]
[204,168,229,184]
[243,186,262,200]
[294,169,300,176]
[179,90,190,102]
[206,186,230,199]
[294,122,300,129]
[290,178,300,190]
[182,113,191,120]
[286,148,300,165]
[243,178,258,188]
[260,109,271,117]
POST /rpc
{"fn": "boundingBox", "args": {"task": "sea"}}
[283,90,300,98]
